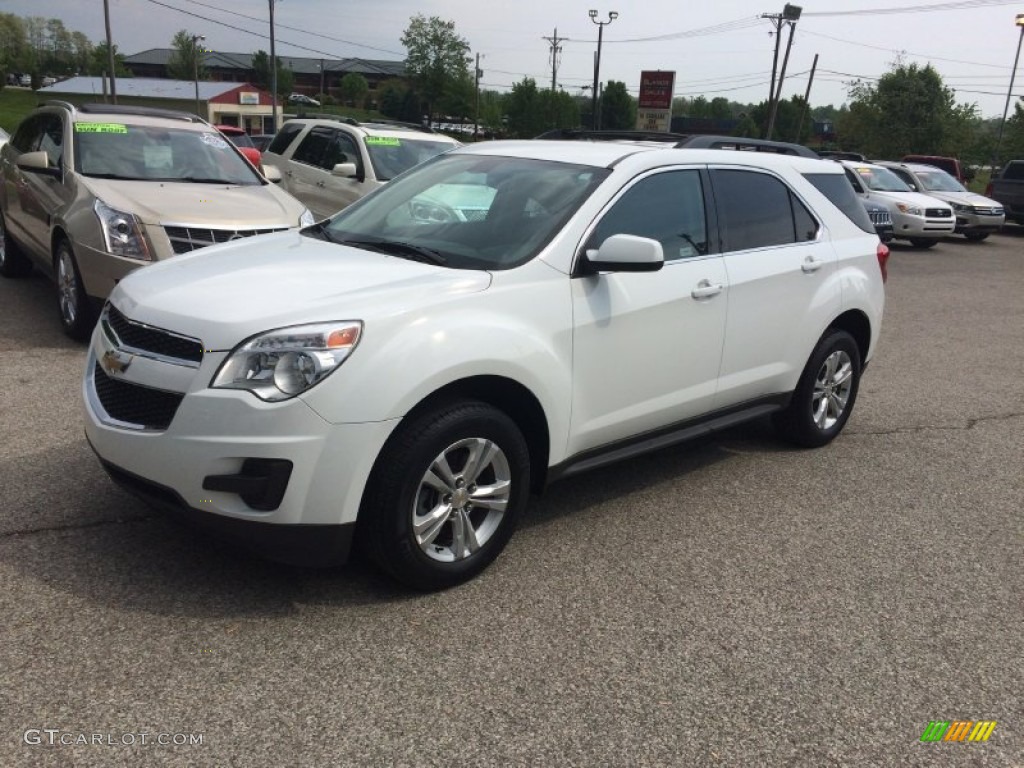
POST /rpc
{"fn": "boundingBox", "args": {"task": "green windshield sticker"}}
[75,123,128,134]
[365,136,401,146]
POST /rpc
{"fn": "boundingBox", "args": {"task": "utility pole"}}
[794,53,818,144]
[103,0,117,103]
[542,28,568,91]
[589,10,617,130]
[474,53,482,138]
[763,4,802,140]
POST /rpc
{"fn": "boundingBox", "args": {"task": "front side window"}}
[11,116,44,154]
[319,154,608,270]
[323,131,359,170]
[585,170,708,261]
[73,123,262,184]
[712,169,819,252]
[37,115,64,169]
[291,127,333,169]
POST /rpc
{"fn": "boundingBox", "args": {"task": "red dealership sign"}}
[638,71,675,110]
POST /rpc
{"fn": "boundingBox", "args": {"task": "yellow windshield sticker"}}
[365,136,401,146]
[75,123,128,134]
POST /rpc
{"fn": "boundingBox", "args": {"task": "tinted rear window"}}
[803,173,874,234]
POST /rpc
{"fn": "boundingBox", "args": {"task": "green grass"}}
[0,87,43,133]
[968,168,991,194]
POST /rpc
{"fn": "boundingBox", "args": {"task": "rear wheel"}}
[909,238,938,249]
[55,240,96,341]
[0,211,33,278]
[774,329,862,448]
[360,401,530,590]
[964,231,989,242]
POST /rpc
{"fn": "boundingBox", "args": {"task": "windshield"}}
[73,122,262,184]
[915,169,966,193]
[364,136,458,181]
[318,153,610,270]
[853,166,912,193]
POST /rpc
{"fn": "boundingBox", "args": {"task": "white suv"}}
[262,117,459,220]
[83,142,887,589]
[838,160,955,248]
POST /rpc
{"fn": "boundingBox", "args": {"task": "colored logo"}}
[920,721,996,742]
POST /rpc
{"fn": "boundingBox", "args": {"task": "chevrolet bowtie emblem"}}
[101,348,133,376]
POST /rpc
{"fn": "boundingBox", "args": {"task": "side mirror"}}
[577,234,664,276]
[331,162,358,179]
[262,164,282,183]
[16,150,59,176]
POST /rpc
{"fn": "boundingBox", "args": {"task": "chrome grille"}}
[104,305,204,364]
[164,225,287,254]
[973,206,1004,215]
[92,363,184,430]
[869,209,892,226]
[925,207,952,218]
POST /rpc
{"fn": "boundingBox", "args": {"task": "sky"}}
[6,0,1024,118]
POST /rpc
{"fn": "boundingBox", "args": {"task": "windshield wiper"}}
[151,176,236,184]
[82,172,147,181]
[302,221,337,243]
[339,239,448,266]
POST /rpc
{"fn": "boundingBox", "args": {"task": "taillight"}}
[876,242,889,284]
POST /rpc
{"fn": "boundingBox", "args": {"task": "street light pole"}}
[191,34,205,118]
[589,10,617,130]
[995,14,1024,169]
[269,0,278,131]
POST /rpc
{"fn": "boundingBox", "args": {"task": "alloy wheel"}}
[412,437,512,563]
[58,249,78,326]
[812,350,853,430]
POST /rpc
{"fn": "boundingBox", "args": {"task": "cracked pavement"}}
[1,234,1022,767]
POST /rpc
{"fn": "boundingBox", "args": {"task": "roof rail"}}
[76,103,202,122]
[289,112,360,124]
[39,100,77,111]
[536,128,689,142]
[534,128,820,158]
[362,119,435,134]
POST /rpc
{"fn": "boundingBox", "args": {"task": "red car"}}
[215,125,264,173]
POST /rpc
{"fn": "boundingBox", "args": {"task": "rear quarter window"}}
[803,172,875,234]
[266,122,304,155]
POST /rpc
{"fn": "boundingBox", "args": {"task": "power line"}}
[803,0,1018,17]
[801,30,1009,70]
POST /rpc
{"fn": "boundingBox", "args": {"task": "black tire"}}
[963,231,989,242]
[359,400,530,590]
[0,211,33,278]
[54,239,96,341]
[909,238,938,249]
[774,329,862,448]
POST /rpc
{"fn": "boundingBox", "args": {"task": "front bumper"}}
[890,213,955,239]
[83,318,400,562]
[954,211,1005,233]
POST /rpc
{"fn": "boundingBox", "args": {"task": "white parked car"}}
[262,117,459,220]
[875,161,1005,241]
[83,142,887,589]
[837,160,955,248]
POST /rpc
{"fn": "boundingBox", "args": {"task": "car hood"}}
[81,177,303,227]
[110,231,492,350]
[918,190,1003,208]
[867,190,953,210]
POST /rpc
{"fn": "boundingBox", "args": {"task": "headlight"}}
[299,208,316,227]
[896,203,922,216]
[211,322,362,401]
[952,203,971,213]
[94,199,151,260]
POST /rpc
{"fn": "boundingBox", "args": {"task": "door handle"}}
[801,256,824,273]
[691,279,723,299]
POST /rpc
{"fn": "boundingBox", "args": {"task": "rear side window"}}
[711,169,819,252]
[803,172,875,234]
[291,128,333,169]
[266,122,304,155]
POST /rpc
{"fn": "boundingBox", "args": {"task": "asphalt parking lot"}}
[1,232,1021,767]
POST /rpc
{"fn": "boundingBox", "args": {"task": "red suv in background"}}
[901,155,969,185]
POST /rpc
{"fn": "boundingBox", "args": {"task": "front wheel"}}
[774,330,862,448]
[55,240,96,341]
[963,231,989,242]
[360,401,531,590]
[909,238,938,249]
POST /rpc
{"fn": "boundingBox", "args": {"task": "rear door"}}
[710,167,840,407]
